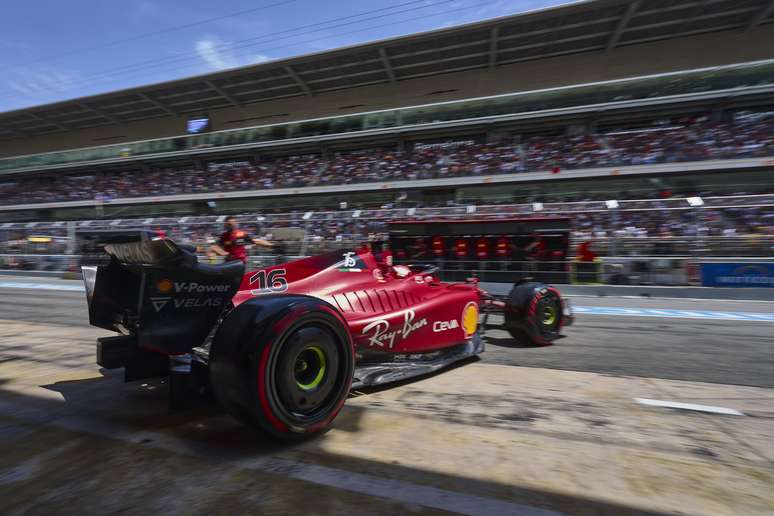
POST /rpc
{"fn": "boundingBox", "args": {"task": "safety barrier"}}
[570,259,604,285]
[699,262,774,288]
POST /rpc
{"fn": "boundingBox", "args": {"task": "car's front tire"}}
[209,295,354,440]
[504,282,564,346]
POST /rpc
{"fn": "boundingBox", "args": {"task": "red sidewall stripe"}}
[526,288,559,345]
[257,301,353,435]
[258,340,289,433]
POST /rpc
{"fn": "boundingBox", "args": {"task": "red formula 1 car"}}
[82,231,572,440]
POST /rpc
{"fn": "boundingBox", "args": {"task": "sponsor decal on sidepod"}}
[150,296,225,312]
[156,279,231,294]
[462,301,478,338]
[432,302,478,337]
[151,279,231,312]
[173,282,231,294]
[361,309,428,349]
[433,319,459,332]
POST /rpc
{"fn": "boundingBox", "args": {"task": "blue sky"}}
[0,0,566,113]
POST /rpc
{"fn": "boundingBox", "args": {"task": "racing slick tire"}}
[209,295,355,440]
[503,282,563,346]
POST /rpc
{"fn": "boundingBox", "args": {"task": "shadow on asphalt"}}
[483,335,545,348]
[0,371,675,516]
[351,356,481,397]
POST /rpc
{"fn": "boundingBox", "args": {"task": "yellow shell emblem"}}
[461,302,478,338]
[156,279,173,294]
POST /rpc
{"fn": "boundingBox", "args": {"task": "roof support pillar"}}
[285,66,312,96]
[138,92,177,116]
[379,48,397,84]
[78,103,124,125]
[205,80,242,107]
[27,113,69,131]
[606,0,640,51]
[488,26,500,69]
[745,0,774,30]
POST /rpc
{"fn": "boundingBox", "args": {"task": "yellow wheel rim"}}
[295,346,326,391]
[542,305,557,326]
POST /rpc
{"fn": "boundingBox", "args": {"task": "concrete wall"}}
[2,24,773,158]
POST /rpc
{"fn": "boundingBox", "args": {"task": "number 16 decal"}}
[249,268,288,294]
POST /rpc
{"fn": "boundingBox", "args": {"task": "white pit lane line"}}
[0,281,85,292]
[571,306,774,322]
[635,398,745,416]
[2,281,774,322]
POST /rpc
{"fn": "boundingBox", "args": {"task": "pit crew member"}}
[208,216,274,263]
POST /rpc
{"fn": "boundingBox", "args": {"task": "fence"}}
[579,236,774,258]
[2,231,773,258]
[3,252,771,287]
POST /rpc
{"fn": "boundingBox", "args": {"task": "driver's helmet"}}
[393,265,411,278]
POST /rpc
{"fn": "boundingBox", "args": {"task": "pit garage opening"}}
[388,217,571,284]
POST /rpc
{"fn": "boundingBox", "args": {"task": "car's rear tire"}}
[209,295,354,440]
[504,282,563,346]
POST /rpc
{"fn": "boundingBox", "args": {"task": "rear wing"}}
[81,230,243,355]
[78,229,190,264]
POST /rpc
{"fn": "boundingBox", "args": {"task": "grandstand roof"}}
[1,0,773,142]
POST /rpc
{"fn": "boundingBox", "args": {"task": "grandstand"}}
[1,0,773,283]
[1,107,773,208]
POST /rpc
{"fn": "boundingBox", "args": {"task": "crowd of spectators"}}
[3,193,772,257]
[167,193,774,249]
[1,112,773,206]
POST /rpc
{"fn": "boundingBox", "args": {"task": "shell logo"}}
[156,279,173,294]
[461,301,479,338]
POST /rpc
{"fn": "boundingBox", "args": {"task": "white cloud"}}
[195,37,271,71]
[196,37,239,70]
[5,66,81,97]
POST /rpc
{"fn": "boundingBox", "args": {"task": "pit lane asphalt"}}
[2,285,773,388]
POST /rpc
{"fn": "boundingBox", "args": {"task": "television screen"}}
[187,118,210,134]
